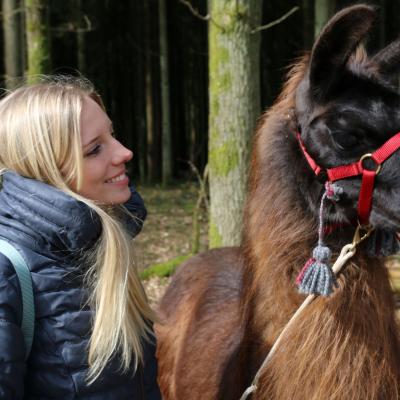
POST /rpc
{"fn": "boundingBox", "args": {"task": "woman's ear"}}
[309,4,376,102]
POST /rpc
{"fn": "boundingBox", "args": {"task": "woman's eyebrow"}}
[82,122,113,148]
[82,135,101,148]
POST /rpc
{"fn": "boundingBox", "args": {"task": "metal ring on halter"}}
[352,223,374,246]
[359,153,381,174]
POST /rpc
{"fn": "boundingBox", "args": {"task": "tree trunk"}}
[2,0,23,88]
[75,0,86,75]
[159,0,172,186]
[314,0,335,37]
[302,0,314,49]
[24,0,51,82]
[144,0,155,182]
[208,0,262,248]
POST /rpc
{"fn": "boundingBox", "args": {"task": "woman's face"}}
[75,96,133,204]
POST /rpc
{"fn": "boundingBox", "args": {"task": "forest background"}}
[2,0,400,298]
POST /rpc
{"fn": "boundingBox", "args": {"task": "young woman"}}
[0,77,161,399]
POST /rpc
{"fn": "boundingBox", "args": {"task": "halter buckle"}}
[359,153,381,174]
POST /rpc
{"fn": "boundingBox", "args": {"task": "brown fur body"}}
[156,6,400,399]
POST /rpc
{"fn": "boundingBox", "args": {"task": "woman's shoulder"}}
[0,251,23,325]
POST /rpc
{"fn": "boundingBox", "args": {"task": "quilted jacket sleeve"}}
[0,253,26,399]
[121,185,147,238]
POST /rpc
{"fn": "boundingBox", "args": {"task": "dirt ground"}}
[135,182,208,304]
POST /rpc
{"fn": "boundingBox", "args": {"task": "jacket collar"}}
[0,171,102,252]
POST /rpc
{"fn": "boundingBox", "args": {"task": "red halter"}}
[297,131,400,225]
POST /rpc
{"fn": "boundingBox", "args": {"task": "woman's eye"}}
[85,144,101,157]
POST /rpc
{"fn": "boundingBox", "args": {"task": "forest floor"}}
[137,182,400,307]
[135,182,208,304]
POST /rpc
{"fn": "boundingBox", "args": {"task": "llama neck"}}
[242,111,319,340]
[241,112,400,399]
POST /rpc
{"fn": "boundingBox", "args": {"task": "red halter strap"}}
[297,131,400,225]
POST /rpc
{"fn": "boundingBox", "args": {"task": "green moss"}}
[218,46,229,64]
[209,41,229,74]
[140,254,192,280]
[210,96,219,117]
[235,3,249,19]
[209,221,223,248]
[209,140,239,177]
[218,73,231,91]
[209,15,229,76]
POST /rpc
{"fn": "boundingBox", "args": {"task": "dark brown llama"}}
[156,5,400,399]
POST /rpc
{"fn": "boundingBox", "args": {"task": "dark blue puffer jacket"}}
[0,171,161,399]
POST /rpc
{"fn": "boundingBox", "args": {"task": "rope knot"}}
[325,182,343,201]
[312,244,331,262]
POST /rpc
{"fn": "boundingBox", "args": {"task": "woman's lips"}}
[105,172,129,185]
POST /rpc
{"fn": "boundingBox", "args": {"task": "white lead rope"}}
[239,224,372,400]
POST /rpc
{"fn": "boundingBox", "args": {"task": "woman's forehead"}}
[80,96,112,143]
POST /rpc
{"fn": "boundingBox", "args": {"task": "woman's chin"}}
[107,189,131,205]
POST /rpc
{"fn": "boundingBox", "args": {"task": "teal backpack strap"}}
[0,239,34,359]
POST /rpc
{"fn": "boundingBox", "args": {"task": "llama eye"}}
[332,131,359,150]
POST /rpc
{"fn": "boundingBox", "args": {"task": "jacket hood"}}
[0,171,102,252]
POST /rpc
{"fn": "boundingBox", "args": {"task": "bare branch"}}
[51,14,94,34]
[79,15,92,33]
[188,161,209,211]
[251,6,300,34]
[179,0,225,31]
[188,162,209,254]
[179,0,210,21]
[0,6,25,19]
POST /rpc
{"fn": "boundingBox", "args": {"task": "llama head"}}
[295,4,400,234]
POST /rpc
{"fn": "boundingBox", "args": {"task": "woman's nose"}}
[112,140,133,164]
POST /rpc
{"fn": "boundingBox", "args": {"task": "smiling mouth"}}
[106,172,127,184]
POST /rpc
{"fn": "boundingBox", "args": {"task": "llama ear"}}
[371,39,400,80]
[309,5,376,101]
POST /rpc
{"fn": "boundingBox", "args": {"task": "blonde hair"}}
[0,76,156,382]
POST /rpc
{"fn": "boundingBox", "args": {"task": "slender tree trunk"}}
[159,0,172,186]
[302,0,314,49]
[133,1,147,182]
[76,0,86,75]
[144,0,155,182]
[208,0,262,248]
[3,0,23,88]
[24,0,51,82]
[145,59,154,183]
[314,0,335,37]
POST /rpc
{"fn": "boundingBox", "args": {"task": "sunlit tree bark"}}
[208,0,262,247]
[25,0,51,82]
[2,0,23,88]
